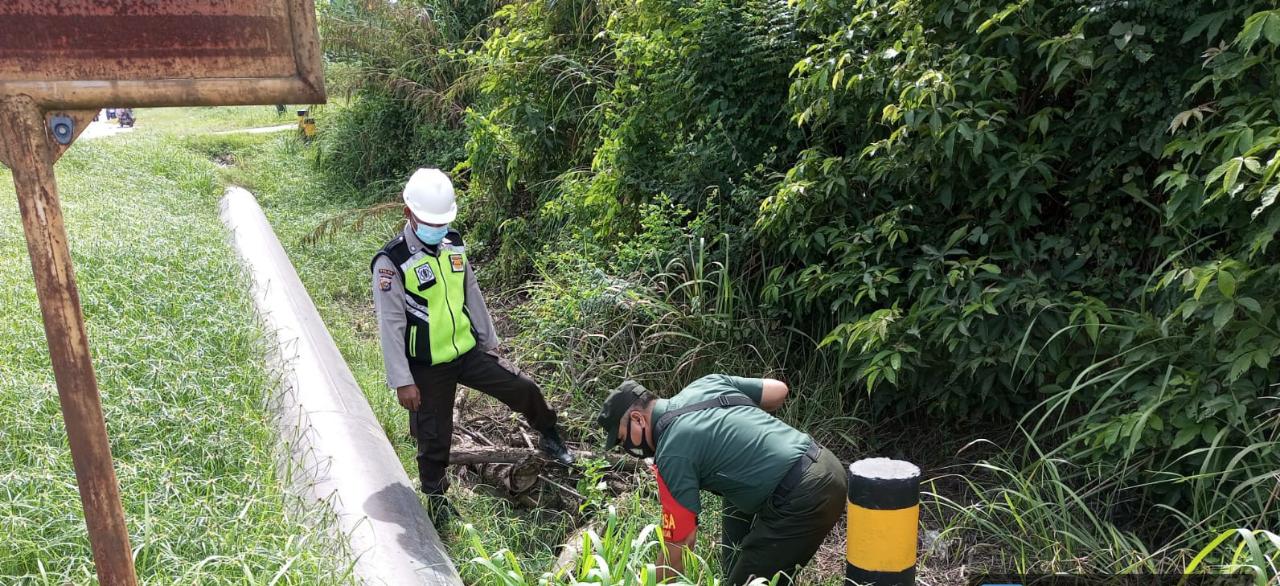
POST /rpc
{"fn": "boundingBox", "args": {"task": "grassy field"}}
[0,109,346,584]
[130,106,295,135]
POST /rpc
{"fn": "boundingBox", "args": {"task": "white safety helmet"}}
[402,168,457,224]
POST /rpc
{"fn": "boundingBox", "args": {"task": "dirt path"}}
[211,124,296,135]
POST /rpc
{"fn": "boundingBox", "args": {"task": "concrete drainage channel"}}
[220,187,462,585]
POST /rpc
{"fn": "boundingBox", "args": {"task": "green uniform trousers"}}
[720,447,846,586]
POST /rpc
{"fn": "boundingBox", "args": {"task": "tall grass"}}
[928,431,1279,581]
[460,505,778,585]
[0,114,347,584]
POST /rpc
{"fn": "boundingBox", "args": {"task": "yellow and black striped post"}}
[302,117,317,140]
[845,458,920,585]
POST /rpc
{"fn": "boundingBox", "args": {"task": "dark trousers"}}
[408,347,557,494]
[720,447,847,586]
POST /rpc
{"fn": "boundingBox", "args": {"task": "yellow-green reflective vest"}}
[375,233,477,365]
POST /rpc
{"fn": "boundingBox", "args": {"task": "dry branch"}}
[449,445,639,471]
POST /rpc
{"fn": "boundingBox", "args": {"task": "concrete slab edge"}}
[219,186,462,586]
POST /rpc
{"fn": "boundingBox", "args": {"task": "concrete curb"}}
[219,187,461,586]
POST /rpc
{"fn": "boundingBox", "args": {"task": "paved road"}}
[79,116,135,141]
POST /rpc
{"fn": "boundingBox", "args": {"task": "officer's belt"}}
[770,440,821,506]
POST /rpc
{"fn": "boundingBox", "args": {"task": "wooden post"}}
[0,95,138,585]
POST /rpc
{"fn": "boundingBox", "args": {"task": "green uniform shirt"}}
[652,374,812,536]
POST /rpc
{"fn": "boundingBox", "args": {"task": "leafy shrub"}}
[760,0,1279,517]
[318,0,479,196]
[317,90,467,198]
[461,0,615,278]
[318,0,1280,575]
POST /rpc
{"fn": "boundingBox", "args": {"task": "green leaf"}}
[1223,157,1243,193]
[1238,297,1262,313]
[1049,60,1069,84]
[1253,184,1278,219]
[1213,302,1234,330]
[1200,423,1218,444]
[1217,270,1236,298]
[1193,271,1213,300]
[1238,12,1267,52]
[1229,353,1253,381]
[1267,12,1280,45]
[1171,426,1199,449]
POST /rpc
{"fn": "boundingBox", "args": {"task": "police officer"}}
[373,168,574,524]
[597,376,846,585]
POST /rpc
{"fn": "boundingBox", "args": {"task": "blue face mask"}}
[415,223,449,245]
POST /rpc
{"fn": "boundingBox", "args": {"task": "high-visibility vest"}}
[373,231,477,365]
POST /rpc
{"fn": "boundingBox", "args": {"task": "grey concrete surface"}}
[220,186,461,586]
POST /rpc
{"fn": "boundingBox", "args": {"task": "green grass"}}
[130,106,298,136]
[0,109,348,584]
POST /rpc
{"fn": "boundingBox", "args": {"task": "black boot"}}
[539,426,575,466]
[424,493,458,531]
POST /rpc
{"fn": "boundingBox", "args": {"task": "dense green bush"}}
[321,0,1279,575]
[461,0,615,278]
[319,0,480,196]
[763,0,1278,524]
[582,0,804,220]
[317,89,467,196]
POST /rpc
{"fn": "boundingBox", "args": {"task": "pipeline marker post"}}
[845,458,921,585]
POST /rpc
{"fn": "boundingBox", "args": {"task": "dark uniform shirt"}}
[652,374,811,542]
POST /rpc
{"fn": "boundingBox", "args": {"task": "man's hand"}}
[656,529,696,582]
[396,384,421,411]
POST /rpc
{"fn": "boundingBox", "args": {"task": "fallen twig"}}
[449,445,639,471]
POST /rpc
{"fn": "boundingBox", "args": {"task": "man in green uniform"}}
[597,375,846,585]
[373,168,574,525]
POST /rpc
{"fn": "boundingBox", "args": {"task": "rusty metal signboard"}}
[0,2,325,584]
[0,0,324,108]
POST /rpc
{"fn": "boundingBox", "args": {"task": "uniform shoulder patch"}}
[653,464,697,543]
[449,254,465,272]
[378,276,392,291]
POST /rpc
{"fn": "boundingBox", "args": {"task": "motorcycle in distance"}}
[118,109,135,128]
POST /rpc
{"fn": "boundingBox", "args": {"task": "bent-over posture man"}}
[598,375,845,585]
[373,168,573,525]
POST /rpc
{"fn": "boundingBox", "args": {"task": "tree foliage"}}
[323,0,1280,565]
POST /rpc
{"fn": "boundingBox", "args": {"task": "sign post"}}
[0,3,325,583]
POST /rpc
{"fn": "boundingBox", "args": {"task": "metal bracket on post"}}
[50,114,74,144]
[46,110,99,164]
